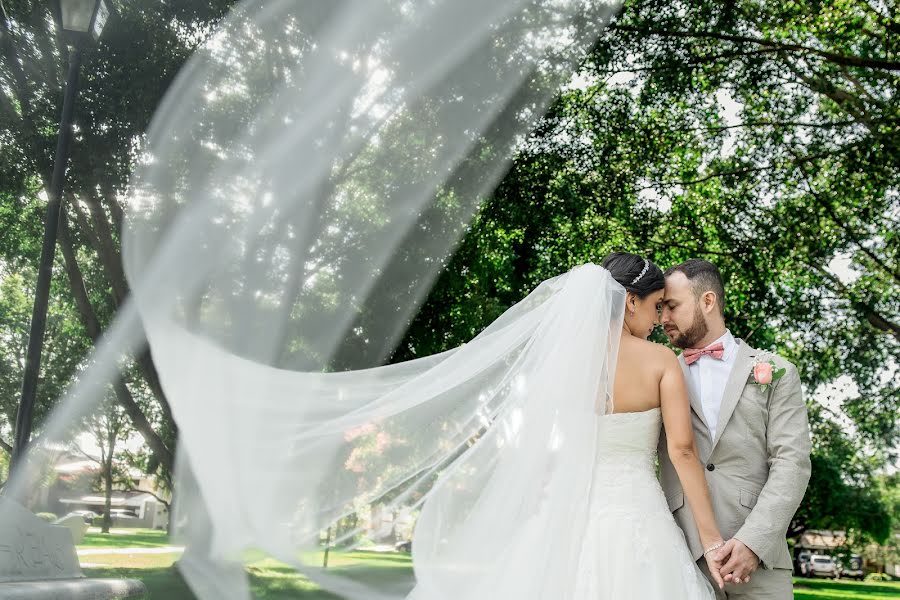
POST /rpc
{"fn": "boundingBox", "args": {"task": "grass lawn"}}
[79,530,412,599]
[82,553,413,599]
[79,527,175,549]
[792,577,900,600]
[79,532,899,600]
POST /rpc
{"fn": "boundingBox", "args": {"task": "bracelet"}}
[703,542,724,556]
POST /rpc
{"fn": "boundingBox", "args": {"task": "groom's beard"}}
[670,305,709,349]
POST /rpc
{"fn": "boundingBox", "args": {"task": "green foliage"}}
[35,511,57,522]
[394,0,898,542]
[0,0,895,549]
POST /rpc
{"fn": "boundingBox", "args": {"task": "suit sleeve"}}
[733,361,812,567]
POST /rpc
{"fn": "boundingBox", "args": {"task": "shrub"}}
[35,512,58,523]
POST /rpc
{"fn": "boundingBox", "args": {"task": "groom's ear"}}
[700,290,719,314]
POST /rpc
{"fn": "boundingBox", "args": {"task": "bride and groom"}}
[148,252,811,600]
[567,253,812,599]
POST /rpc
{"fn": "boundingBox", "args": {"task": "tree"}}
[77,393,132,534]
[0,0,239,479]
[389,0,897,541]
[0,262,90,458]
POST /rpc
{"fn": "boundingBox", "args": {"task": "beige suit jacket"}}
[658,340,812,570]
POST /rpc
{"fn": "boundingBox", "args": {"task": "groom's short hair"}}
[664,259,725,315]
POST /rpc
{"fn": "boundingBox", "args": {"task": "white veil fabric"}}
[120,1,624,598]
[158,263,625,600]
[7,1,627,599]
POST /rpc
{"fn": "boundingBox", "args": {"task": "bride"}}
[569,253,725,598]
[400,253,726,600]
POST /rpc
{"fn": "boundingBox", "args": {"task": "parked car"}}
[68,510,98,524]
[806,554,840,579]
[395,540,412,553]
[109,509,138,519]
[838,554,865,580]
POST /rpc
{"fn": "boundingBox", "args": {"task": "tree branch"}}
[69,192,176,433]
[0,0,45,169]
[678,119,862,133]
[612,25,900,72]
[58,211,175,472]
[595,48,784,74]
[638,147,851,191]
[812,264,900,339]
[0,437,11,454]
[794,161,900,285]
[116,478,171,509]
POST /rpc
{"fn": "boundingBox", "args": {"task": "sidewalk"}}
[78,546,185,555]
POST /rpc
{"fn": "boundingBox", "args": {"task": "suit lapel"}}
[711,340,758,451]
[678,353,709,432]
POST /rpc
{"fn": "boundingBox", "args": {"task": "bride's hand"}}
[703,542,727,589]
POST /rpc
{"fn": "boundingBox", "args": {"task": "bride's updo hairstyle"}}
[601,252,665,297]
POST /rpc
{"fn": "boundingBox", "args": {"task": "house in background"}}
[35,450,170,529]
[795,529,900,578]
[58,491,168,530]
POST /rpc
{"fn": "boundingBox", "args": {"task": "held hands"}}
[714,538,760,585]
[702,542,727,590]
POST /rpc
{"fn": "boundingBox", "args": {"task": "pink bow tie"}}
[683,342,725,365]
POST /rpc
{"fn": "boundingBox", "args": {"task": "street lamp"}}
[60,0,110,45]
[9,0,111,474]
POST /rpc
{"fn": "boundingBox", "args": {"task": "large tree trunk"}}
[58,212,175,471]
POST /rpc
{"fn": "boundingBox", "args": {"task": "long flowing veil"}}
[5,1,624,599]
[162,262,625,600]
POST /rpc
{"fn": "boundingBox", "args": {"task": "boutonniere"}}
[750,353,786,392]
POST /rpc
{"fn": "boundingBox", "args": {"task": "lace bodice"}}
[595,407,661,470]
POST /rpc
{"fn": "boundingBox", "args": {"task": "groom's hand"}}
[716,538,759,584]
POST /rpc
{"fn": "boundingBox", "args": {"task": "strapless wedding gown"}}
[573,407,716,599]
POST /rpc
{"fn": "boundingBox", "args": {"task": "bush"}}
[92,516,105,527]
[35,512,58,523]
[866,572,895,582]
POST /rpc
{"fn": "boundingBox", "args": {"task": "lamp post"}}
[9,0,110,473]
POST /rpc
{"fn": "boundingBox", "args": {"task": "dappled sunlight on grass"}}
[82,545,900,600]
[82,548,413,599]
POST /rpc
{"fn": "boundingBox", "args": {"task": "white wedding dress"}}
[574,408,716,599]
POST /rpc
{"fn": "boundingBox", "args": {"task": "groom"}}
[658,259,811,599]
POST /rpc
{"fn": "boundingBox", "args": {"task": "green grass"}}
[793,577,900,600]
[80,546,413,599]
[78,528,174,549]
[79,535,900,600]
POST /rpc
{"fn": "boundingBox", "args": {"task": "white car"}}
[68,510,98,524]
[807,554,840,579]
[839,554,865,580]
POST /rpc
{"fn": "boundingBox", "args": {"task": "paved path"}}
[77,546,185,556]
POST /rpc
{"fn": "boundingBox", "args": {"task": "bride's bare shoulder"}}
[619,336,677,365]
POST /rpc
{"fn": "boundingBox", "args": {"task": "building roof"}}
[58,492,156,508]
[798,530,847,550]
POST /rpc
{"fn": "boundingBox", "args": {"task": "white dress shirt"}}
[686,329,738,441]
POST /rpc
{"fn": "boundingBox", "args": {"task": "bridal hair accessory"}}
[630,259,650,285]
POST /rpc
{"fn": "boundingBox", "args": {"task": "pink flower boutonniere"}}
[751,356,786,392]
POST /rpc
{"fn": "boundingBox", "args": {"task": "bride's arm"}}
[659,349,725,588]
